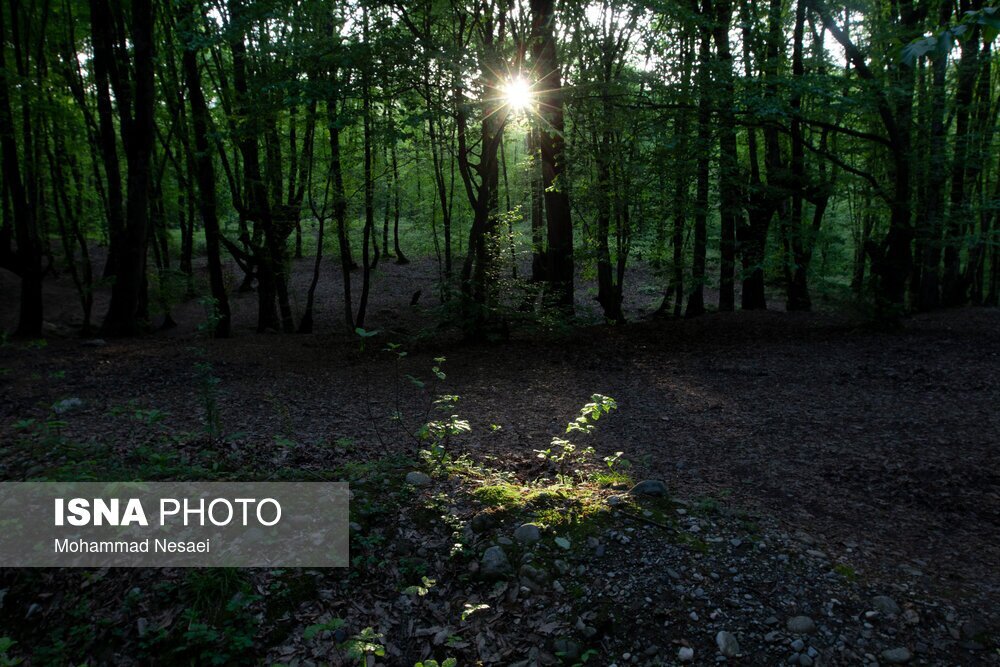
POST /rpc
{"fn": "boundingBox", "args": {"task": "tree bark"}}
[0,0,43,336]
[182,0,232,337]
[530,0,574,311]
[686,2,712,318]
[101,0,155,336]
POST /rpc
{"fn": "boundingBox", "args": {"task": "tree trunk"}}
[530,0,574,311]
[686,5,712,318]
[942,10,982,306]
[101,0,155,336]
[915,2,952,310]
[712,0,738,312]
[0,1,42,337]
[182,0,231,338]
[355,5,375,329]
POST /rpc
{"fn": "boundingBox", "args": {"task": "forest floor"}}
[0,254,998,665]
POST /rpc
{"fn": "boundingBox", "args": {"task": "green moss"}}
[589,470,634,488]
[833,563,858,582]
[472,483,526,508]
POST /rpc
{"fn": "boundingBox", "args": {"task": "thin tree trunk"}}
[355,6,374,329]
[686,4,712,318]
[712,0,738,312]
[0,1,42,336]
[530,0,574,311]
[101,0,155,336]
[182,0,231,337]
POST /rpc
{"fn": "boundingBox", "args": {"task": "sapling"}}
[535,394,618,483]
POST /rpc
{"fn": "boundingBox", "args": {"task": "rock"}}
[787,616,817,634]
[519,569,546,594]
[519,564,547,584]
[553,637,581,661]
[471,512,497,533]
[607,495,624,507]
[799,655,814,667]
[871,595,901,616]
[716,631,740,657]
[678,647,694,662]
[961,618,990,642]
[498,537,513,546]
[791,639,805,652]
[480,546,511,579]
[136,618,148,637]
[514,523,542,545]
[405,471,431,486]
[52,398,84,414]
[880,647,912,664]
[902,608,920,625]
[81,338,106,347]
[629,479,668,497]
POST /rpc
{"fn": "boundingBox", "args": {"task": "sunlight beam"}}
[502,76,533,111]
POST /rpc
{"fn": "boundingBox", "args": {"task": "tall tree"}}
[180,0,231,337]
[530,0,574,311]
[98,0,156,336]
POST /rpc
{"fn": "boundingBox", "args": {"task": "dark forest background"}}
[1,0,998,339]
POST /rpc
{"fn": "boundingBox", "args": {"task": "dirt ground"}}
[1,252,998,664]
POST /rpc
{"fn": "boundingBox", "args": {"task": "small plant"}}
[133,407,168,425]
[0,637,22,666]
[418,394,470,470]
[194,360,221,439]
[303,617,346,641]
[197,297,222,337]
[461,603,489,622]
[415,659,457,667]
[343,627,385,665]
[402,576,436,597]
[355,326,380,351]
[535,394,617,483]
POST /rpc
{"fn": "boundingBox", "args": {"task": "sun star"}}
[502,76,532,110]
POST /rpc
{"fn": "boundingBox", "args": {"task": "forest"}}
[0,0,998,665]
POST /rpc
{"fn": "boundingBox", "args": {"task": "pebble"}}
[787,616,817,634]
[629,479,668,497]
[871,595,901,616]
[405,471,431,486]
[791,639,805,652]
[471,512,497,533]
[716,630,740,657]
[678,646,694,662]
[52,397,84,414]
[881,647,912,664]
[480,546,511,579]
[514,523,542,544]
